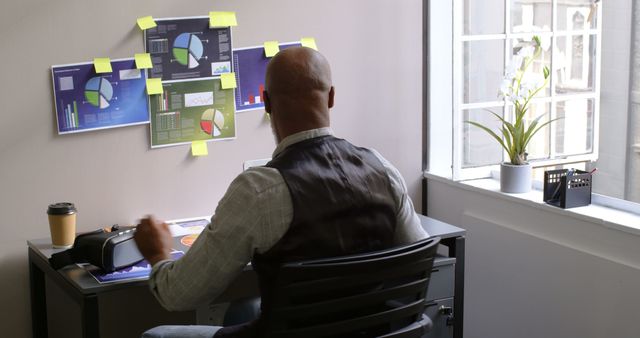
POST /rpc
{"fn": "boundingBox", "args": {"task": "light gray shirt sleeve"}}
[148,167,292,311]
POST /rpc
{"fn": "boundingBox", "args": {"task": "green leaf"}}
[543,66,550,79]
[501,126,513,159]
[522,117,562,149]
[533,35,541,46]
[464,121,510,154]
[523,113,548,143]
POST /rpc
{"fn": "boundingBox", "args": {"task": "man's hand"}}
[134,215,173,266]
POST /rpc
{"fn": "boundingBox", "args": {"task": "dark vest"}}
[215,135,397,338]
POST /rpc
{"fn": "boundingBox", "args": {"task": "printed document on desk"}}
[167,217,210,237]
[86,251,184,284]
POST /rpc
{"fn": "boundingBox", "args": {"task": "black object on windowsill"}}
[543,169,592,209]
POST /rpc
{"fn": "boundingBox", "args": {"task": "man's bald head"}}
[263,47,335,142]
[265,47,332,97]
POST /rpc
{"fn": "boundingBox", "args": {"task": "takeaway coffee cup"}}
[47,202,77,249]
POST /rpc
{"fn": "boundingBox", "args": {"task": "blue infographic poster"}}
[233,42,301,112]
[144,16,233,81]
[51,59,149,134]
[88,251,184,283]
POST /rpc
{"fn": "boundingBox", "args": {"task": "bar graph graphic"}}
[233,42,301,112]
[156,90,169,111]
[61,101,79,130]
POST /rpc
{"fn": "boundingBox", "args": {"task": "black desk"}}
[29,215,465,338]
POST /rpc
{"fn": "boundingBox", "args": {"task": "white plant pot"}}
[500,162,532,193]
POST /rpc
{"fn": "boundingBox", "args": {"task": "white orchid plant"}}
[466,36,557,165]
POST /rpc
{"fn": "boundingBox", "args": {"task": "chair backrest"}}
[262,237,441,338]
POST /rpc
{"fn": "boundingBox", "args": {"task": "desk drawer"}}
[424,297,454,338]
[426,257,455,301]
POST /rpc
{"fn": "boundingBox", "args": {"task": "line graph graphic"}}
[184,91,214,107]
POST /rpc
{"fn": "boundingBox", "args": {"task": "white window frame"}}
[446,0,602,181]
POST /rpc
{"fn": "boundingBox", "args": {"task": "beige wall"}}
[0,0,423,335]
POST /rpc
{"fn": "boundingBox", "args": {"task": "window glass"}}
[555,34,597,94]
[554,98,595,155]
[511,0,552,33]
[464,0,505,35]
[449,0,602,183]
[557,0,597,31]
[463,40,504,103]
[463,107,505,167]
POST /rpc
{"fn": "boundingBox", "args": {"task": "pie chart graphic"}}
[84,77,113,109]
[173,33,204,69]
[200,108,225,137]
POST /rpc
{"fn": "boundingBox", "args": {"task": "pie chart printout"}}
[173,33,204,69]
[200,108,224,137]
[84,77,113,109]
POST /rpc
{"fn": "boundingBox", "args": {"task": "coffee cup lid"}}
[47,202,77,215]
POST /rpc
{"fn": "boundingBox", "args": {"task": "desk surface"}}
[28,215,465,295]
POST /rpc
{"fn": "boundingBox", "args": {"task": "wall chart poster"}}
[51,59,149,134]
[150,78,236,148]
[233,42,301,112]
[144,16,233,81]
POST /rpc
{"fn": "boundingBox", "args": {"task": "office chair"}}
[260,237,441,338]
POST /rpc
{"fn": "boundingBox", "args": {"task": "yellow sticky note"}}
[191,141,208,156]
[94,58,112,73]
[146,78,163,95]
[264,41,280,58]
[137,16,157,30]
[209,11,238,28]
[301,37,318,51]
[135,53,153,69]
[220,73,237,89]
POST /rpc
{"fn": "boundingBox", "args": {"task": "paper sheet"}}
[137,16,157,30]
[301,37,318,51]
[146,78,163,95]
[134,53,153,69]
[209,11,238,27]
[191,140,208,156]
[264,41,280,57]
[221,72,237,89]
[94,58,113,73]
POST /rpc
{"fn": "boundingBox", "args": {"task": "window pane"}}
[557,0,597,31]
[507,103,551,160]
[463,40,504,103]
[463,107,504,167]
[511,0,552,33]
[554,98,595,155]
[464,0,505,35]
[555,35,597,94]
[509,36,552,97]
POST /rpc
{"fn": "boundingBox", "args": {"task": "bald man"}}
[136,47,427,338]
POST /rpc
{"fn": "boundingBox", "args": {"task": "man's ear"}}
[328,86,335,109]
[263,90,271,114]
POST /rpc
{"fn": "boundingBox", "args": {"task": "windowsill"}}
[424,172,640,237]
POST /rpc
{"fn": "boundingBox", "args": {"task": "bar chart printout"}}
[149,78,236,147]
[51,59,149,134]
[233,42,301,112]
